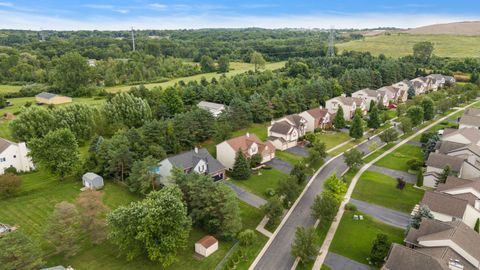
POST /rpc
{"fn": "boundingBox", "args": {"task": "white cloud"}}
[83,4,114,9]
[0,2,13,7]
[149,3,168,10]
[113,9,130,14]
[0,9,476,30]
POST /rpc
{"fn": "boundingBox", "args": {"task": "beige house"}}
[267,114,306,150]
[195,235,218,257]
[35,92,72,105]
[299,107,333,132]
[216,133,275,170]
[325,96,360,121]
[351,88,386,109]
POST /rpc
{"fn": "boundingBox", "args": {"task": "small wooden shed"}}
[195,235,218,257]
[82,172,104,189]
[35,92,72,105]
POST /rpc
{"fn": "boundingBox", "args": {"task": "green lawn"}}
[276,150,304,165]
[105,61,286,93]
[231,168,288,199]
[316,131,352,151]
[375,144,423,172]
[0,84,22,94]
[363,143,395,163]
[352,171,424,213]
[337,33,480,58]
[231,123,269,141]
[330,211,404,265]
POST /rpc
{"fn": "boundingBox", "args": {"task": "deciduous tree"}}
[343,148,364,169]
[291,226,319,265]
[104,92,152,128]
[407,105,424,126]
[76,190,108,244]
[261,196,284,227]
[250,51,266,72]
[127,156,159,195]
[0,231,44,270]
[311,193,339,223]
[421,97,435,121]
[379,128,399,143]
[413,41,434,64]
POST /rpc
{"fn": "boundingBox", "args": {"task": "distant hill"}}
[406,21,480,36]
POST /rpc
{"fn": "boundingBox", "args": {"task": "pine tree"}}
[367,105,380,129]
[416,169,424,187]
[407,85,416,99]
[349,113,364,139]
[231,149,251,180]
[370,234,390,266]
[436,165,451,187]
[369,100,376,112]
[475,218,480,233]
[333,106,345,129]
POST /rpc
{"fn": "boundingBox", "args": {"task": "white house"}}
[410,78,428,95]
[351,88,386,110]
[325,96,358,121]
[427,74,447,90]
[0,138,34,174]
[216,133,275,170]
[195,235,218,257]
[267,114,306,150]
[377,86,399,101]
[299,107,333,133]
[197,101,226,117]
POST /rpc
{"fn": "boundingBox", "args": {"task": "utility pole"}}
[327,26,335,57]
[131,27,136,51]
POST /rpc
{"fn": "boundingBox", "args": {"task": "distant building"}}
[82,172,104,190]
[267,114,306,150]
[197,101,226,117]
[351,88,387,109]
[0,138,34,174]
[35,92,72,105]
[87,59,97,67]
[299,107,334,132]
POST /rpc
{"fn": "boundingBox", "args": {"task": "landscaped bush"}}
[238,229,256,246]
[262,165,273,170]
[345,203,357,212]
[265,188,276,197]
[0,173,22,197]
[406,159,423,171]
[396,178,406,190]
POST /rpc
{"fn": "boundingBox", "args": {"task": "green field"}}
[352,171,424,213]
[375,144,423,172]
[276,150,304,165]
[231,168,288,199]
[0,84,21,94]
[105,61,286,92]
[316,131,352,151]
[330,211,404,265]
[337,33,480,58]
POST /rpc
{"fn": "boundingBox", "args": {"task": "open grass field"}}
[276,150,304,165]
[337,33,480,58]
[231,168,287,199]
[330,211,404,265]
[316,131,352,151]
[375,144,423,172]
[105,61,286,93]
[352,171,424,213]
[231,122,269,141]
[0,84,21,94]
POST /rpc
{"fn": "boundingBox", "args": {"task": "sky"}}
[0,0,479,30]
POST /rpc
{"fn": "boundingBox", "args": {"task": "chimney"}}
[246,132,250,138]
[194,147,198,154]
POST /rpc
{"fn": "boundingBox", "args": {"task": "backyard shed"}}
[35,92,72,105]
[195,235,218,257]
[82,172,104,189]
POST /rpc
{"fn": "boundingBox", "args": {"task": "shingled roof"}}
[459,115,480,127]
[225,133,275,157]
[426,153,464,171]
[166,148,225,174]
[464,108,480,117]
[421,191,468,218]
[382,244,448,270]
[269,120,293,135]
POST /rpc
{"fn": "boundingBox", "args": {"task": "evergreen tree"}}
[367,105,380,129]
[475,218,480,233]
[369,100,376,112]
[436,165,451,187]
[471,69,479,83]
[408,205,434,230]
[249,93,272,123]
[333,106,345,129]
[421,97,435,121]
[407,85,416,99]
[370,234,390,266]
[349,113,364,139]
[416,169,424,187]
[231,150,251,180]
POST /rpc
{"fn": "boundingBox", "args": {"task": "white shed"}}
[82,172,104,189]
[195,235,218,257]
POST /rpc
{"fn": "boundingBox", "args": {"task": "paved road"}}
[252,136,386,270]
[405,141,422,147]
[265,158,293,174]
[349,198,410,228]
[367,164,416,184]
[222,180,266,209]
[324,252,374,270]
[285,146,309,157]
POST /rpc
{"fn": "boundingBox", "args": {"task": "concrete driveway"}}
[265,158,293,174]
[285,146,309,157]
[367,164,416,184]
[349,198,410,228]
[222,180,267,209]
[325,252,374,270]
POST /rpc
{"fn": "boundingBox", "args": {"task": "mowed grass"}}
[276,150,304,165]
[231,168,288,199]
[352,171,424,213]
[337,33,480,58]
[231,123,269,141]
[375,144,423,172]
[105,61,286,93]
[0,84,21,94]
[316,131,352,151]
[330,211,404,265]
[0,96,105,116]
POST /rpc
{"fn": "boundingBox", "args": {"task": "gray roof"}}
[284,114,305,129]
[442,127,480,145]
[333,96,355,106]
[421,191,468,218]
[197,101,225,111]
[437,141,468,154]
[355,88,379,97]
[0,137,13,153]
[36,92,59,100]
[459,115,480,127]
[426,153,464,171]
[464,108,480,117]
[269,120,292,135]
[382,244,448,270]
[166,148,225,174]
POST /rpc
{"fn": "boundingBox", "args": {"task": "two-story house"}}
[0,138,34,174]
[351,88,388,109]
[216,133,275,169]
[267,114,307,150]
[299,107,334,133]
[325,95,359,121]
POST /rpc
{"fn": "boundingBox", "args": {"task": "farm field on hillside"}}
[337,34,480,58]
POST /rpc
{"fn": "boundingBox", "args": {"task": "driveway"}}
[222,180,267,209]
[324,252,374,270]
[349,198,410,229]
[285,146,309,157]
[265,158,293,174]
[252,135,386,270]
[367,164,417,184]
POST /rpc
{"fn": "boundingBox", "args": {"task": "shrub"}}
[396,178,406,190]
[416,170,424,187]
[4,166,17,174]
[406,159,423,171]
[249,153,262,168]
[265,188,276,197]
[345,203,357,212]
[262,165,273,170]
[0,173,22,197]
[238,229,256,246]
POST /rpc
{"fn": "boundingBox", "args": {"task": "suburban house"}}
[216,133,275,170]
[383,243,451,270]
[197,101,226,117]
[459,115,480,129]
[441,127,480,146]
[428,74,447,90]
[325,95,361,120]
[396,219,480,270]
[377,86,399,101]
[410,78,428,95]
[157,147,226,185]
[267,114,306,150]
[351,88,387,109]
[444,76,457,86]
[299,107,334,132]
[0,138,34,174]
[35,92,72,105]
[464,108,480,117]
[195,235,218,257]
[423,152,480,187]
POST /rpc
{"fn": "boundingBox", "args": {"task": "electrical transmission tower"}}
[131,27,136,51]
[327,26,335,57]
[39,29,45,42]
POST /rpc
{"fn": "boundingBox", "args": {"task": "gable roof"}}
[426,153,465,171]
[459,115,480,127]
[352,97,365,106]
[437,176,480,194]
[437,141,469,155]
[354,88,379,97]
[284,114,305,129]
[36,92,60,100]
[197,101,225,111]
[464,108,480,117]
[224,133,275,157]
[269,120,293,135]
[0,138,13,153]
[421,191,468,218]
[383,244,448,270]
[304,108,329,120]
[330,96,355,106]
[442,127,480,145]
[378,85,398,94]
[166,148,225,174]
[196,235,218,248]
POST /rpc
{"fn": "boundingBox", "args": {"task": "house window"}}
[0,158,5,162]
